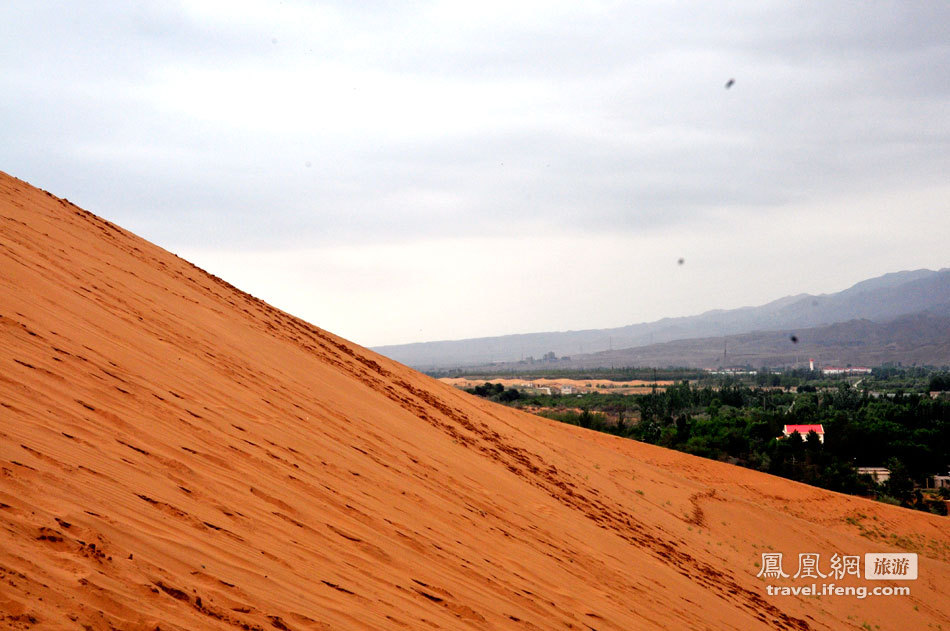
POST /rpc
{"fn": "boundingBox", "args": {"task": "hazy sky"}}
[2,1,948,347]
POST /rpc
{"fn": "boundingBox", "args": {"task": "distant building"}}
[821,366,872,375]
[707,368,756,375]
[928,475,950,490]
[857,467,891,484]
[559,385,573,395]
[782,424,825,443]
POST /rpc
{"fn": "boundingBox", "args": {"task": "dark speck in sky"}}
[725,78,735,89]
[790,334,799,344]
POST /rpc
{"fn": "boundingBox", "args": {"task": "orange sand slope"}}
[0,171,947,631]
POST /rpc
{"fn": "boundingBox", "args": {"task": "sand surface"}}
[1,171,947,630]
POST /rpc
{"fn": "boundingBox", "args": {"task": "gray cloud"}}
[1,2,948,338]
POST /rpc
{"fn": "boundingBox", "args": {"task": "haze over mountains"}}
[2,172,949,630]
[374,269,950,370]
[533,313,950,371]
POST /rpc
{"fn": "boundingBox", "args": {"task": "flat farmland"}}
[439,377,673,394]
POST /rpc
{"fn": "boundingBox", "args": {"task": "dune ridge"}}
[0,171,947,630]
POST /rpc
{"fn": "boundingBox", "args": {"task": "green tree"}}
[929,373,950,391]
[883,458,914,505]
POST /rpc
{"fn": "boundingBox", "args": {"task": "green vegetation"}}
[464,382,523,402]
[463,367,950,515]
[442,364,944,391]
[930,372,950,392]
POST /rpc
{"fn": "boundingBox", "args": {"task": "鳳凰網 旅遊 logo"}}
[755,552,916,599]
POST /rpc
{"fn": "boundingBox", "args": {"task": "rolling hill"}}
[1,171,948,630]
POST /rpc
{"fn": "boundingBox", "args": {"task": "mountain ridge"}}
[509,313,950,371]
[375,269,950,369]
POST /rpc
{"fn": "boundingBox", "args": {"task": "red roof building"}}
[782,424,825,443]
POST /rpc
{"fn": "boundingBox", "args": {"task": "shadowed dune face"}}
[0,170,948,631]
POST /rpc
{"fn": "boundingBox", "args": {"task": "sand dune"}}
[1,170,947,630]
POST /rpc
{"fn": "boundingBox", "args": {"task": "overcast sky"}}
[2,1,948,347]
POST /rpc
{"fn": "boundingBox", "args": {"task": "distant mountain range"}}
[373,269,950,370]
[522,313,950,371]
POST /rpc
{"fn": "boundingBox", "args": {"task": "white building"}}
[821,366,872,376]
[857,467,891,484]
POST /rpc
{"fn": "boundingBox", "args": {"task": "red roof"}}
[783,424,824,434]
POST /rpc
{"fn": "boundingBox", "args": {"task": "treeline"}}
[444,364,950,391]
[467,381,950,515]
